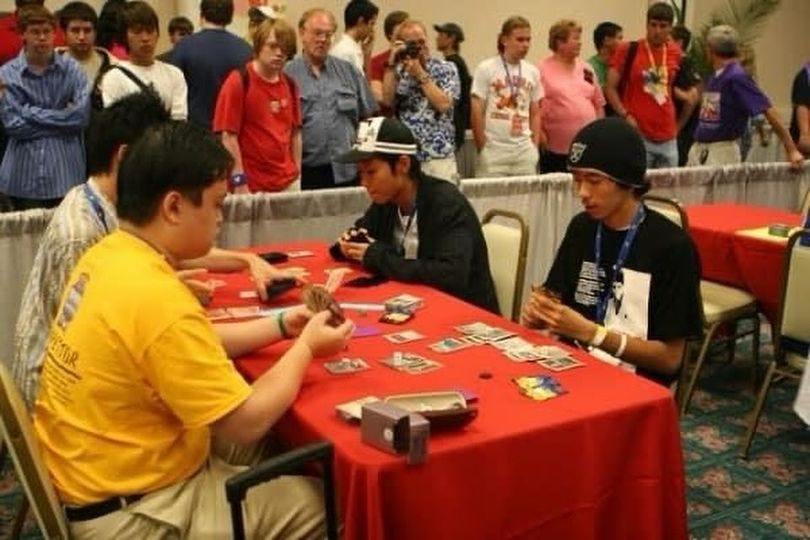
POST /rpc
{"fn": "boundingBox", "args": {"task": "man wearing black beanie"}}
[522,117,701,385]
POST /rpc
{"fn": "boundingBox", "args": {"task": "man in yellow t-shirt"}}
[33,121,353,539]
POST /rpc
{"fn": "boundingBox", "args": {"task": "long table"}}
[685,203,802,322]
[212,241,687,540]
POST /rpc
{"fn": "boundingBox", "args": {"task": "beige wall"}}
[3,0,807,109]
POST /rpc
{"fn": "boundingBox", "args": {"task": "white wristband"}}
[615,333,628,358]
[590,325,608,348]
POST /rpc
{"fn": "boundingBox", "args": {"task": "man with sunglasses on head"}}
[522,118,701,386]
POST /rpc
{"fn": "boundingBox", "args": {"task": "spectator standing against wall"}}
[538,19,605,173]
[156,15,193,62]
[368,9,408,115]
[470,16,543,177]
[330,0,378,75]
[56,1,114,92]
[0,5,89,211]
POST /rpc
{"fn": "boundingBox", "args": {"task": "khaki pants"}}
[68,456,325,540]
[421,155,459,184]
[687,140,741,166]
[476,142,539,177]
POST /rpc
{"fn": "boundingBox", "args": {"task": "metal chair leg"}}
[681,322,722,415]
[9,496,29,540]
[739,359,777,459]
[750,315,761,392]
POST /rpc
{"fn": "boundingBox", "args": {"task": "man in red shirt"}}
[213,19,301,193]
[0,0,64,65]
[604,2,681,168]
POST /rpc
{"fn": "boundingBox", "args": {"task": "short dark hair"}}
[59,1,97,30]
[15,0,43,9]
[647,2,675,24]
[122,1,158,33]
[16,4,54,32]
[85,92,170,176]
[671,24,691,49]
[593,21,622,50]
[117,122,234,226]
[167,15,193,36]
[383,10,408,40]
[200,0,232,27]
[96,0,126,50]
[344,0,378,29]
[378,152,422,178]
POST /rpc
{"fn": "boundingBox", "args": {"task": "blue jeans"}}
[643,137,678,169]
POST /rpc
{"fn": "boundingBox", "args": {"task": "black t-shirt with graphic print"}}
[545,207,702,385]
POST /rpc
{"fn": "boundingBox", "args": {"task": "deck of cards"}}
[384,294,423,314]
[381,352,442,374]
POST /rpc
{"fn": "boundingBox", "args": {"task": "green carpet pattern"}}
[1,331,808,539]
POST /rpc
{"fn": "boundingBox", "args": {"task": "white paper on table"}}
[794,351,810,426]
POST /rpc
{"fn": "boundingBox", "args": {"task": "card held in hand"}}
[301,284,345,327]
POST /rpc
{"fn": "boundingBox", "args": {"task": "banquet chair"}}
[226,439,339,540]
[643,195,760,415]
[0,362,69,539]
[739,229,810,458]
[481,209,530,321]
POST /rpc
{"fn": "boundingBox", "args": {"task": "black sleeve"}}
[673,57,699,90]
[361,198,476,297]
[648,233,702,341]
[544,216,585,304]
[328,207,380,261]
[792,68,810,106]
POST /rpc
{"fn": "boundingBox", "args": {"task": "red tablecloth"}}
[214,241,687,540]
[685,203,801,321]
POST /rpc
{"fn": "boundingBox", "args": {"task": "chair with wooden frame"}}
[739,229,810,458]
[642,195,761,415]
[481,209,530,321]
[0,362,69,539]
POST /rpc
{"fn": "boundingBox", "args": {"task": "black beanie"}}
[567,118,648,188]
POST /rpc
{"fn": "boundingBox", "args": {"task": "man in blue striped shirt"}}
[0,5,89,210]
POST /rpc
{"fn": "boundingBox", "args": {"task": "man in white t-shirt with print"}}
[471,16,544,177]
[99,1,187,120]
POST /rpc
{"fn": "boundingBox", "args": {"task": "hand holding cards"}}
[301,284,345,327]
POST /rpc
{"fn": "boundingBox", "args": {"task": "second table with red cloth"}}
[211,241,687,540]
[685,203,802,322]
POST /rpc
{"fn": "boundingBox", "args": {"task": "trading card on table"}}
[384,330,425,344]
[535,345,571,360]
[226,306,262,318]
[505,348,545,362]
[383,293,423,313]
[283,266,309,276]
[489,336,534,351]
[454,321,492,335]
[206,308,230,321]
[474,326,517,342]
[239,290,259,299]
[429,337,474,353]
[324,357,370,374]
[538,356,585,372]
[381,352,442,374]
[459,335,485,346]
[301,284,345,327]
[513,374,567,401]
[287,250,314,258]
[379,310,413,324]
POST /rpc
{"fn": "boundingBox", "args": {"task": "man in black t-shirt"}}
[790,61,810,156]
[522,118,702,385]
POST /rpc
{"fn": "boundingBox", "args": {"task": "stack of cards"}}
[381,352,442,374]
[384,294,423,314]
[513,374,567,401]
[455,321,516,343]
[324,357,369,374]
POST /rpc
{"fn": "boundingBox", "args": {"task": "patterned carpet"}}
[1,331,808,539]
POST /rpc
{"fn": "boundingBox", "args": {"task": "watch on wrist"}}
[230,172,247,188]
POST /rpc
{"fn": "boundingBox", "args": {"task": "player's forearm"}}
[597,329,685,376]
[213,316,284,358]
[221,131,244,174]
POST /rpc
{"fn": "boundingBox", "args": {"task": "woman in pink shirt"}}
[538,20,605,172]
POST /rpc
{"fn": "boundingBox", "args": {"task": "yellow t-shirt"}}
[33,230,252,504]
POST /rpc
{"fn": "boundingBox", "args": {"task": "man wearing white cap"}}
[330,116,499,313]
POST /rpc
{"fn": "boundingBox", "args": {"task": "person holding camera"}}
[381,19,460,183]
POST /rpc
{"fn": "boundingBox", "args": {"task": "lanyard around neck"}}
[82,182,109,233]
[397,208,417,254]
[500,55,522,98]
[594,203,646,323]
[644,40,668,85]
